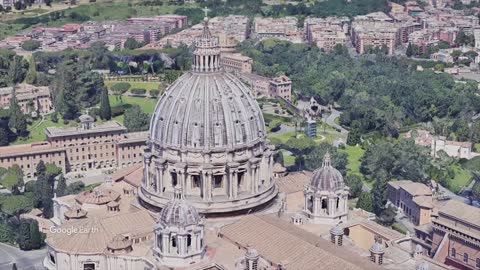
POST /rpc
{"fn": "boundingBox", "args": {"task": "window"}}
[464,253,469,263]
[49,253,55,264]
[475,258,480,268]
[451,248,456,258]
[214,175,223,188]
[83,263,95,270]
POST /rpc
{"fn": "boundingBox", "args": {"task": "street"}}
[0,243,45,270]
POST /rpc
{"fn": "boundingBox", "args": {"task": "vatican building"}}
[138,17,278,214]
[41,14,448,270]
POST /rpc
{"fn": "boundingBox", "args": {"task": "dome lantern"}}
[192,9,221,73]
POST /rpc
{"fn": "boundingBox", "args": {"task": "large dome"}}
[149,71,266,151]
[310,153,345,192]
[139,17,278,215]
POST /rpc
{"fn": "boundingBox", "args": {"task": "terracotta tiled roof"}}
[75,188,120,205]
[219,214,380,270]
[439,200,480,228]
[124,166,143,188]
[401,182,432,196]
[276,171,313,194]
[389,180,432,196]
[413,195,433,209]
[46,210,155,254]
[111,164,143,182]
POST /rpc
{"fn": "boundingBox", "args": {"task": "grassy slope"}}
[104,81,163,94]
[12,115,69,145]
[109,95,159,114]
[450,165,473,194]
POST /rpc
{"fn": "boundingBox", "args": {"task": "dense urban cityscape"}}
[0,0,479,269]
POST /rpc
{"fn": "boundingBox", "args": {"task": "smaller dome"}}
[370,241,385,254]
[330,224,344,236]
[415,244,423,253]
[79,114,94,123]
[310,153,344,192]
[107,234,132,252]
[64,205,87,220]
[245,244,259,259]
[416,262,429,270]
[273,163,287,174]
[158,186,201,227]
[107,201,119,207]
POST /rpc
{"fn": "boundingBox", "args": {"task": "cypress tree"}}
[346,127,361,146]
[406,43,414,57]
[99,86,111,120]
[372,171,390,216]
[29,220,42,249]
[8,88,27,137]
[56,175,67,197]
[356,192,373,212]
[17,220,32,250]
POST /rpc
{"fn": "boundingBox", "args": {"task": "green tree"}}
[124,105,149,132]
[56,175,67,197]
[99,87,111,120]
[0,127,9,146]
[345,174,363,198]
[356,192,373,212]
[17,220,32,250]
[355,192,373,212]
[304,143,347,173]
[406,43,414,57]
[52,61,105,120]
[8,55,26,86]
[21,41,41,51]
[371,172,389,216]
[124,38,142,50]
[29,220,43,249]
[273,151,284,166]
[111,82,131,95]
[377,205,397,226]
[346,127,361,146]
[8,89,27,137]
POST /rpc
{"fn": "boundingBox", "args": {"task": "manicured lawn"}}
[475,143,480,152]
[104,81,164,94]
[109,95,159,114]
[317,123,338,133]
[450,165,473,194]
[339,145,374,189]
[12,115,69,145]
[341,145,365,175]
[267,131,297,144]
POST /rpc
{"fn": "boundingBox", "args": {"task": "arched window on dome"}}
[336,198,340,210]
[237,171,245,191]
[158,235,163,252]
[321,198,327,212]
[171,172,178,187]
[214,175,223,188]
[171,235,178,254]
[187,234,192,250]
[307,196,314,212]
